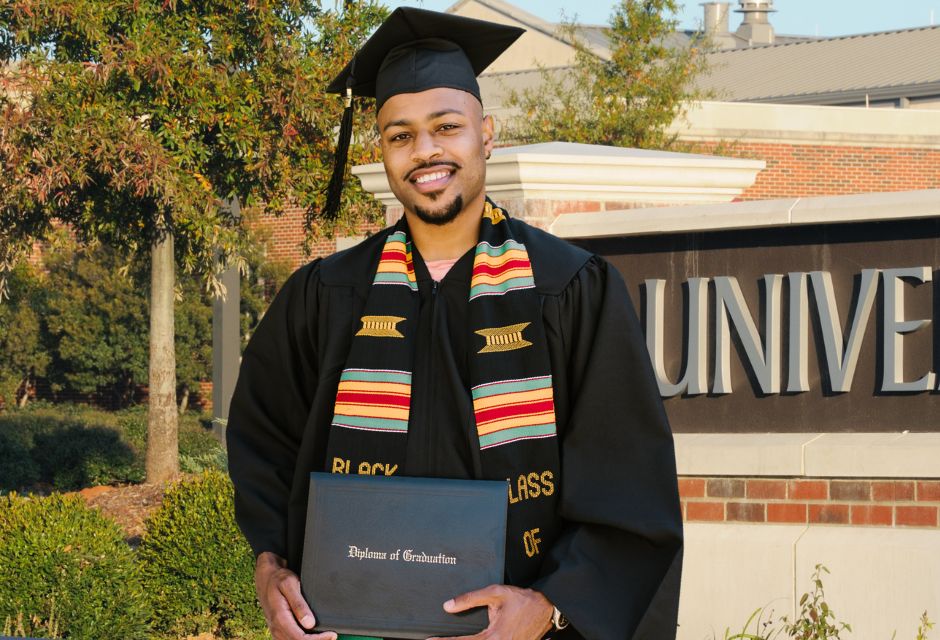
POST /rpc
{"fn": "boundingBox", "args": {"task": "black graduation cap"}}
[321,7,525,220]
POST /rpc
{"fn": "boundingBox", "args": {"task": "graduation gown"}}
[226,217,683,640]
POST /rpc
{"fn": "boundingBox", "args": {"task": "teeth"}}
[415,170,449,184]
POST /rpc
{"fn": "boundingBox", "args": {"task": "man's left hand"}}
[430,584,554,640]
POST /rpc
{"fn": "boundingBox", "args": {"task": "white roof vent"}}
[735,0,775,45]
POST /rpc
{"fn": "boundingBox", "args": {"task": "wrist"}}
[549,605,569,632]
[256,551,286,567]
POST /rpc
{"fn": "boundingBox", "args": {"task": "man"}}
[227,8,682,640]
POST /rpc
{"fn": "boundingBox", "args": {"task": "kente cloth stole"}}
[327,199,558,472]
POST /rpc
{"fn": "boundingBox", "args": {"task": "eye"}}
[438,123,461,132]
[388,131,411,143]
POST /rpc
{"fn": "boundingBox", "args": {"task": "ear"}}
[481,114,495,158]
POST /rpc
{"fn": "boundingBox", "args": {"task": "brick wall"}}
[679,477,940,528]
[256,205,384,270]
[265,141,940,268]
[690,141,940,200]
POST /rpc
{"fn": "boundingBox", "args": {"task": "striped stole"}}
[328,197,557,464]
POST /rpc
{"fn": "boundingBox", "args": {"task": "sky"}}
[385,0,939,37]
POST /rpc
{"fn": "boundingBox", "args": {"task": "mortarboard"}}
[321,7,524,220]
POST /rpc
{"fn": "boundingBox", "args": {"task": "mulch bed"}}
[70,482,167,546]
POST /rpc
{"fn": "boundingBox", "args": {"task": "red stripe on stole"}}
[472,259,531,276]
[335,392,411,408]
[475,399,555,425]
[380,249,408,262]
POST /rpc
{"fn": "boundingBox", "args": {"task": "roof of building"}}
[446,0,611,58]
[697,25,940,104]
[452,0,940,108]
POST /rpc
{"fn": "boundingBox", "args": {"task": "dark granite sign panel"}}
[577,218,940,433]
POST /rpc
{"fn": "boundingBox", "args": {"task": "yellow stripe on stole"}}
[470,268,534,285]
[476,411,557,434]
[472,388,553,411]
[333,404,410,420]
[474,249,529,267]
[337,381,412,395]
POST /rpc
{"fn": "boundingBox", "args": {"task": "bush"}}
[0,403,223,492]
[138,470,266,639]
[0,405,142,491]
[0,492,151,639]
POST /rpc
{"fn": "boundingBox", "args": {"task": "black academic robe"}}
[226,218,683,640]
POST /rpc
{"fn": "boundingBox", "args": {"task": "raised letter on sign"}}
[809,270,879,393]
[713,275,783,395]
[644,278,709,397]
[787,273,810,393]
[881,267,935,392]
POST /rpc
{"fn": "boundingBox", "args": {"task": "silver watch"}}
[551,605,569,631]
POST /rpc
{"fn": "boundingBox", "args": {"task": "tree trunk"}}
[178,385,190,415]
[17,376,29,408]
[146,226,179,484]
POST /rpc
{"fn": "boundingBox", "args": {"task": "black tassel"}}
[322,86,354,221]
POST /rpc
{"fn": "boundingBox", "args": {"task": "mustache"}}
[404,161,460,182]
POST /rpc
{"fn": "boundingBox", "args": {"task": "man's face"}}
[377,87,494,226]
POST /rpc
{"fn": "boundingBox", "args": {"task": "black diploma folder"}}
[301,473,508,639]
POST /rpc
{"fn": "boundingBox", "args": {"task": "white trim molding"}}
[550,188,940,239]
[352,141,765,208]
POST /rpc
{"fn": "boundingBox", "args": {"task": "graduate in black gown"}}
[226,8,682,640]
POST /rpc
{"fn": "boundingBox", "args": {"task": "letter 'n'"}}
[713,275,783,395]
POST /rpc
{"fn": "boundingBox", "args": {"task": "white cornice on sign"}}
[352,141,765,208]
[674,432,940,478]
[549,188,940,239]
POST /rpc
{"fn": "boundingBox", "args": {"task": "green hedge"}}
[0,403,225,492]
[138,470,266,639]
[0,492,151,639]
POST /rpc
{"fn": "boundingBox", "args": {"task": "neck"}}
[405,193,485,261]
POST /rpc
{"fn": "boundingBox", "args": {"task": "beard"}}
[413,194,464,226]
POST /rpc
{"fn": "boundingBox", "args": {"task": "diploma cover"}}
[301,473,508,639]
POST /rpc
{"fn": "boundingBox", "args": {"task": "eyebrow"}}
[382,108,467,132]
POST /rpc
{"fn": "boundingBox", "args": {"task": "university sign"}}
[644,266,935,397]
[579,216,940,433]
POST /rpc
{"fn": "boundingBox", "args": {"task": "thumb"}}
[444,584,502,613]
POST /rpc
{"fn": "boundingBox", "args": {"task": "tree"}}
[0,1,386,483]
[503,0,711,150]
[43,237,150,408]
[0,261,49,409]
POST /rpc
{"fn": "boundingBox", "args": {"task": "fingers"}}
[278,570,316,629]
[255,553,336,640]
[444,584,505,613]
[437,585,554,640]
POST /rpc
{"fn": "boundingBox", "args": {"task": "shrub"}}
[0,492,151,639]
[0,406,141,491]
[720,565,933,640]
[0,403,223,492]
[138,469,266,639]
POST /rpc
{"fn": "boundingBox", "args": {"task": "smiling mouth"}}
[414,170,452,185]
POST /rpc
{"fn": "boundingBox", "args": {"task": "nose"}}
[411,130,442,163]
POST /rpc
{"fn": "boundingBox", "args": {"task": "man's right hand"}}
[255,551,338,640]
